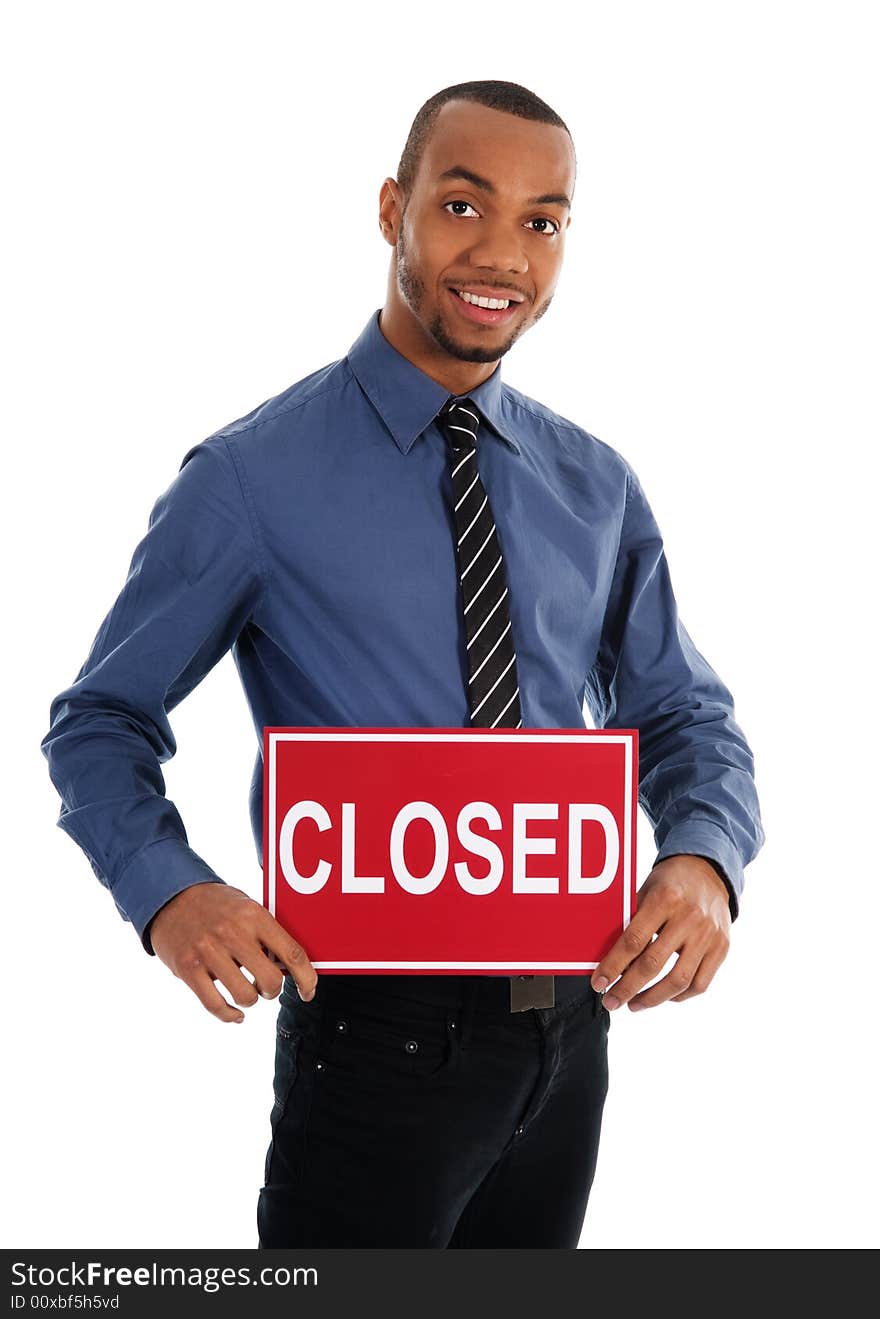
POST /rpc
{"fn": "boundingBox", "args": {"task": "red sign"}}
[263,726,638,975]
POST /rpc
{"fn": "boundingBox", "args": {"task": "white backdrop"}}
[4,0,877,1249]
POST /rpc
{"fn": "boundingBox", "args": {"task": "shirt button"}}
[316,1060,325,1071]
[405,1039,419,1054]
[335,1019,348,1033]
[449,1020,457,1030]
[516,1125,525,1136]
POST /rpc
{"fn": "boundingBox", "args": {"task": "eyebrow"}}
[436,165,571,211]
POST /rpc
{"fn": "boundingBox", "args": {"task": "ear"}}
[378,177,404,247]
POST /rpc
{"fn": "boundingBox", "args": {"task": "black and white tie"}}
[436,395,555,1012]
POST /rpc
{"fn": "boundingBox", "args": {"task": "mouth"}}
[446,287,524,327]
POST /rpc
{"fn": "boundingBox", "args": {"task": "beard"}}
[395,221,551,364]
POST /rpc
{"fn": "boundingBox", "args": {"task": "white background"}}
[4,0,877,1249]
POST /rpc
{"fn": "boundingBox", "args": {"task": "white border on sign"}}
[267,731,634,972]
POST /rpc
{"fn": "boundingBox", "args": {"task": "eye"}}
[528,217,561,236]
[444,200,480,218]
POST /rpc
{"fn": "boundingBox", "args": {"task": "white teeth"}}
[456,290,511,310]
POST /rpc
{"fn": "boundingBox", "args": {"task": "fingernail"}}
[629,1001,644,1012]
[235,1013,245,1023]
[604,995,620,1011]
[593,975,609,992]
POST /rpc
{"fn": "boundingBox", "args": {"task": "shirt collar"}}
[346,308,521,456]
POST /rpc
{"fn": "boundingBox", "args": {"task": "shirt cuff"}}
[110,836,228,954]
[653,820,743,921]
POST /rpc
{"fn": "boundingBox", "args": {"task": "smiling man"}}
[41,81,764,1248]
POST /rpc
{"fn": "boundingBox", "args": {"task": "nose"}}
[464,218,529,277]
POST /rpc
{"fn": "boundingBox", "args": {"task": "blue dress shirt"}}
[41,308,765,951]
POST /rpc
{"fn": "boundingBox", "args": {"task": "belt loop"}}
[455,977,478,1049]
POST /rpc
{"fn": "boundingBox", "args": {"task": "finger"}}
[206,953,262,1009]
[670,939,729,1002]
[602,927,689,1010]
[231,942,284,1000]
[626,940,708,1010]
[258,916,318,1000]
[186,968,246,1024]
[591,890,671,992]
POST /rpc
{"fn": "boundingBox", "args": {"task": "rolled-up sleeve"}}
[584,461,765,919]
[40,435,266,951]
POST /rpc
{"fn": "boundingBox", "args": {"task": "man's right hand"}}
[148,882,318,1023]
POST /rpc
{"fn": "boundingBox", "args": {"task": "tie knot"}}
[438,396,480,452]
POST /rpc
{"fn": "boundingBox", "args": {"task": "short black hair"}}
[396,80,575,203]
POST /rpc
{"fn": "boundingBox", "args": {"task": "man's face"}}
[385,100,576,365]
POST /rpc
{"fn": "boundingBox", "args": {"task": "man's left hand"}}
[590,855,732,1011]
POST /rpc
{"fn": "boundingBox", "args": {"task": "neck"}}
[378,301,499,397]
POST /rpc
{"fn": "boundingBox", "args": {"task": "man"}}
[41,80,765,1248]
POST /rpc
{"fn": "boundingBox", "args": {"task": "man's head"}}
[379,81,576,377]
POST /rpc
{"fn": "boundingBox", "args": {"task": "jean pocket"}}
[316,989,455,1083]
[271,1020,302,1121]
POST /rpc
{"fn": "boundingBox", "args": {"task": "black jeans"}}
[257,971,610,1248]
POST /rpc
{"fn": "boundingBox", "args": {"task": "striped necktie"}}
[437,395,555,1012]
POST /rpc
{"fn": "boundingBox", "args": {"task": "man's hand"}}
[590,855,731,1012]
[149,882,318,1024]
